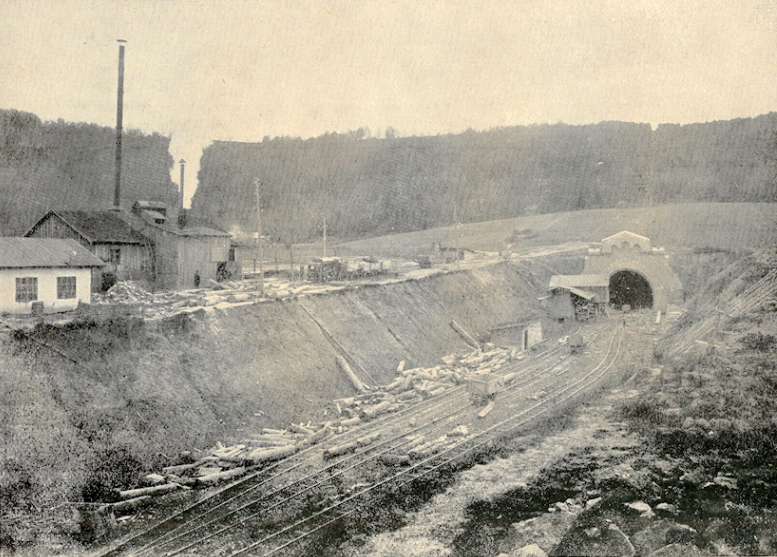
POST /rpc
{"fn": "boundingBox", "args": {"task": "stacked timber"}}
[379,425,471,466]
[328,345,519,433]
[116,423,333,500]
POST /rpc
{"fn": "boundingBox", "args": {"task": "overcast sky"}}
[3,0,777,204]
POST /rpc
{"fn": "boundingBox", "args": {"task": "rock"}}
[646,543,707,557]
[510,544,548,557]
[654,503,679,516]
[631,520,698,556]
[499,512,577,555]
[551,521,635,557]
[625,501,654,518]
[592,463,659,504]
[679,466,707,488]
[586,497,602,509]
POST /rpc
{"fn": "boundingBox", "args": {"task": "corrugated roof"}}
[0,238,105,268]
[26,210,148,245]
[549,274,609,289]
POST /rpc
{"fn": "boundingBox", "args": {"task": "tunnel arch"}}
[610,269,653,309]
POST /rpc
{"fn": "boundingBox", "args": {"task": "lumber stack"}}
[115,422,333,500]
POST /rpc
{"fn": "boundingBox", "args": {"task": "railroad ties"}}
[98,322,624,557]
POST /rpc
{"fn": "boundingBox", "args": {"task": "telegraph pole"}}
[255,179,265,296]
[323,216,327,257]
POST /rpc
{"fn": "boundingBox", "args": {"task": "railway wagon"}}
[466,373,504,404]
[303,257,396,282]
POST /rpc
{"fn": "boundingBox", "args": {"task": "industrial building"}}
[25,210,152,289]
[0,237,104,314]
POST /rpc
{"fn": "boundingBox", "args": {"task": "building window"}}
[15,277,38,303]
[57,276,77,299]
[110,247,121,265]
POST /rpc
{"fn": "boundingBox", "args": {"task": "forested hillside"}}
[192,115,777,243]
[0,109,178,235]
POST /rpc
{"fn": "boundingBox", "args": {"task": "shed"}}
[25,210,152,287]
[548,274,610,320]
[0,238,104,314]
[116,202,236,290]
[488,318,542,350]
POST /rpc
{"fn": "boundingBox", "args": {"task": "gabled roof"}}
[549,274,609,289]
[602,231,650,245]
[26,210,148,245]
[0,238,105,268]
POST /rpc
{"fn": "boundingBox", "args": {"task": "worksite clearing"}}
[3,208,777,557]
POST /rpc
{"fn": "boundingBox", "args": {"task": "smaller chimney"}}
[178,208,188,229]
[179,159,186,208]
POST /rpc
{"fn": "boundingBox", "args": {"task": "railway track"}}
[98,322,621,557]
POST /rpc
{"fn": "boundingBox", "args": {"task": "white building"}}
[0,238,105,314]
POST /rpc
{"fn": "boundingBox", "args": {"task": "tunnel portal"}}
[610,270,653,309]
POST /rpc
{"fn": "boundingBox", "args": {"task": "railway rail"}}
[98,322,622,557]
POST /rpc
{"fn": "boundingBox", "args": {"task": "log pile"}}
[115,423,333,502]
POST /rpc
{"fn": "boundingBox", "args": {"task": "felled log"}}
[356,432,382,447]
[118,482,181,500]
[397,390,419,401]
[197,466,247,485]
[451,320,481,349]
[111,495,153,515]
[397,360,406,373]
[162,462,201,476]
[337,356,368,393]
[296,425,332,449]
[362,400,393,419]
[340,416,361,427]
[165,474,197,487]
[322,442,357,460]
[478,401,495,418]
[289,423,315,435]
[502,372,519,384]
[245,445,298,464]
[404,436,426,450]
[380,454,410,466]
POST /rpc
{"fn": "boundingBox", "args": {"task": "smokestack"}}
[114,40,127,209]
[179,159,186,208]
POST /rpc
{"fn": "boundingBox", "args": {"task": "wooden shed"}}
[0,237,104,314]
[125,203,234,290]
[548,274,610,320]
[25,210,152,289]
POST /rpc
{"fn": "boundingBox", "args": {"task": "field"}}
[335,202,777,258]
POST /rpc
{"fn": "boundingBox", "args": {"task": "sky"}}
[3,0,777,205]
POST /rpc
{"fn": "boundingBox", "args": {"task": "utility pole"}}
[179,159,186,210]
[255,179,264,296]
[323,216,327,257]
[453,199,460,269]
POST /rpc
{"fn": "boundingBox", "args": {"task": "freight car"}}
[302,257,396,282]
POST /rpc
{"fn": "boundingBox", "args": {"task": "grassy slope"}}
[336,202,777,258]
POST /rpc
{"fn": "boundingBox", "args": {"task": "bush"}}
[741,332,776,352]
[100,271,117,292]
[81,446,144,502]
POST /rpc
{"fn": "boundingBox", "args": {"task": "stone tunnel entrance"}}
[610,270,653,309]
